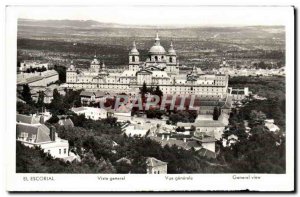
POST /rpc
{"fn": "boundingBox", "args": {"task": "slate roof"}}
[80,91,94,97]
[58,118,74,127]
[16,123,51,143]
[95,91,106,98]
[146,157,167,167]
[149,136,201,150]
[177,120,226,128]
[197,148,217,159]
[17,114,40,124]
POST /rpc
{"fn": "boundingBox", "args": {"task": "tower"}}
[66,61,77,83]
[129,41,140,71]
[90,54,101,72]
[166,41,178,74]
[167,41,177,64]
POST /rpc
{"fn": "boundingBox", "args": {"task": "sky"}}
[16,6,291,27]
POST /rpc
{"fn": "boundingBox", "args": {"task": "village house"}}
[148,135,202,151]
[58,118,74,128]
[71,107,108,120]
[177,113,229,140]
[17,123,70,159]
[230,87,251,102]
[191,131,216,152]
[146,157,168,174]
[123,125,149,137]
[264,119,280,132]
[16,114,72,160]
[80,91,107,105]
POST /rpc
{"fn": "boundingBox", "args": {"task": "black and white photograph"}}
[4,3,295,192]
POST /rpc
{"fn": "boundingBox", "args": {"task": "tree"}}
[54,65,66,83]
[249,110,267,127]
[49,89,66,114]
[47,114,59,124]
[36,91,45,109]
[213,107,219,120]
[140,81,148,96]
[17,101,37,115]
[154,86,163,97]
[21,84,32,104]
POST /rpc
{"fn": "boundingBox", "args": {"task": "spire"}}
[94,50,97,58]
[129,40,139,55]
[102,61,105,69]
[155,32,160,46]
[170,41,173,48]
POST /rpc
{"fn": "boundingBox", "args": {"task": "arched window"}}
[132,56,135,62]
[155,56,158,61]
[169,57,172,63]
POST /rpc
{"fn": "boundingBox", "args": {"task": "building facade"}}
[146,157,168,174]
[66,34,229,98]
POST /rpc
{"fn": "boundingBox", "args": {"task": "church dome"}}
[149,33,166,55]
[129,41,139,55]
[149,45,166,54]
[91,55,100,65]
[167,41,176,55]
[69,64,75,70]
[68,61,76,70]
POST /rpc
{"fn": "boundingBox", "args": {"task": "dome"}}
[69,64,75,70]
[149,45,166,54]
[91,55,100,65]
[167,41,176,55]
[68,61,76,70]
[129,41,139,55]
[148,33,166,55]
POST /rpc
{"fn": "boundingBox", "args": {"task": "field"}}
[17,19,285,69]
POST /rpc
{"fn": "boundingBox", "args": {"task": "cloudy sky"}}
[16,6,291,27]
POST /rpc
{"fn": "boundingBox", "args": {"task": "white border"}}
[4,5,295,192]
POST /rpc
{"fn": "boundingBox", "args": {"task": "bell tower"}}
[129,41,140,71]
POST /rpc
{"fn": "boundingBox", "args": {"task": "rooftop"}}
[146,157,167,167]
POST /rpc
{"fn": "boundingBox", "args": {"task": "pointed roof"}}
[168,41,176,55]
[155,33,160,45]
[129,40,139,55]
[17,123,51,143]
[146,157,167,167]
[91,55,100,65]
[17,114,40,124]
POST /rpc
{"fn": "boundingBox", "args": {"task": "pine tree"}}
[36,91,45,109]
[154,86,163,97]
[21,84,32,104]
[213,107,219,120]
[140,81,148,96]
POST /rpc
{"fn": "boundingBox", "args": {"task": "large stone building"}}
[66,34,229,99]
[17,70,59,87]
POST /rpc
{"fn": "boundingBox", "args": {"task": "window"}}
[158,171,160,174]
[64,148,67,154]
[59,149,61,154]
[155,56,158,61]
